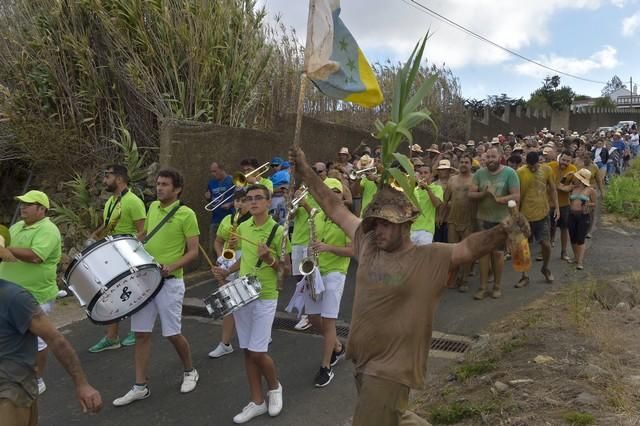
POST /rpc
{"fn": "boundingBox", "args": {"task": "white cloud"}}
[258,0,607,68]
[513,45,619,79]
[622,11,640,36]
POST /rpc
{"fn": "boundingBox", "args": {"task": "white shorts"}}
[304,272,346,319]
[411,230,433,246]
[291,245,308,276]
[37,301,54,351]
[131,278,184,337]
[233,299,277,352]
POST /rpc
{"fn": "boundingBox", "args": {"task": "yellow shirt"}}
[517,165,553,222]
[548,162,577,207]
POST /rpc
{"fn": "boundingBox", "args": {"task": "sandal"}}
[515,276,530,288]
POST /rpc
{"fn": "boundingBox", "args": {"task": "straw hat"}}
[542,146,553,155]
[455,144,467,152]
[513,143,524,151]
[491,137,500,144]
[466,139,476,146]
[426,144,440,154]
[572,169,592,187]
[338,147,350,155]
[357,154,375,169]
[436,159,454,170]
[410,143,423,153]
[361,186,420,233]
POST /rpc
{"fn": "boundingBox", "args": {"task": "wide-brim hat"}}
[466,140,476,146]
[357,154,375,169]
[572,169,592,187]
[410,143,423,153]
[361,186,420,233]
[338,147,350,155]
[436,159,454,170]
[455,144,467,151]
[513,144,524,151]
[542,147,553,155]
[491,137,500,144]
[426,144,440,154]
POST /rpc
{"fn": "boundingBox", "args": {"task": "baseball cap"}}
[270,156,284,166]
[16,190,50,209]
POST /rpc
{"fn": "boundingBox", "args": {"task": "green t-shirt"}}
[291,202,310,246]
[103,189,146,236]
[143,200,200,278]
[316,212,351,275]
[360,178,378,217]
[237,216,291,300]
[472,167,520,223]
[411,184,444,233]
[0,218,61,304]
[216,214,233,241]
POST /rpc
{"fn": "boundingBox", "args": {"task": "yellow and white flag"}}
[305,0,383,108]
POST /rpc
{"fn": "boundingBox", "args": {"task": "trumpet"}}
[205,162,271,212]
[348,166,377,180]
[288,185,308,214]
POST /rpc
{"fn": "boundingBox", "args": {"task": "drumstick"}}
[198,244,216,269]
[228,232,279,256]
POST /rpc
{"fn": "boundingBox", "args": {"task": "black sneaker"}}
[330,345,345,367]
[314,366,334,388]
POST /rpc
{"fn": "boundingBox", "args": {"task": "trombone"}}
[288,185,308,215]
[204,162,270,212]
[348,166,377,180]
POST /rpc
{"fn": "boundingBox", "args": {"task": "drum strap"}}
[142,202,182,244]
[104,188,129,226]
[255,224,279,268]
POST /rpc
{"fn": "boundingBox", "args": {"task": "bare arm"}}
[547,176,560,219]
[164,236,199,276]
[214,237,225,258]
[290,148,361,240]
[341,181,353,208]
[134,219,145,242]
[29,311,102,413]
[468,182,489,200]
[451,214,529,269]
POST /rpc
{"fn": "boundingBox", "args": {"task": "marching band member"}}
[88,164,146,353]
[411,164,443,245]
[305,178,352,388]
[113,168,200,406]
[212,184,291,424]
[0,190,61,395]
[208,189,250,358]
[350,154,378,217]
[240,158,274,193]
[290,184,314,331]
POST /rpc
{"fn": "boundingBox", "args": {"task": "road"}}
[38,218,639,425]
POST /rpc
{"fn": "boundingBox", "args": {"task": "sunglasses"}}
[245,195,266,202]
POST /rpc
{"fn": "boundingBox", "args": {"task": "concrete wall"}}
[568,108,640,131]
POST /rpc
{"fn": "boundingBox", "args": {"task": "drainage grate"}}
[274,316,470,354]
[430,337,470,354]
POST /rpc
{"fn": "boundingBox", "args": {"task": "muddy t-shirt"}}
[347,225,454,389]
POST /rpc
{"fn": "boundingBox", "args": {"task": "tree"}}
[593,97,616,108]
[601,75,627,97]
[527,75,575,111]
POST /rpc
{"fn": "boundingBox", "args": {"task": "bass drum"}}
[64,235,163,324]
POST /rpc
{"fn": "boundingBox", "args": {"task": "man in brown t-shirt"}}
[290,148,529,426]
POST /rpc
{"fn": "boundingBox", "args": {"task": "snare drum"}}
[203,276,261,319]
[64,235,163,324]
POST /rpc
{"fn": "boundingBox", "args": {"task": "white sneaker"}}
[208,342,234,358]
[233,401,268,424]
[180,369,199,393]
[267,382,283,417]
[294,315,311,331]
[37,378,46,395]
[113,386,150,406]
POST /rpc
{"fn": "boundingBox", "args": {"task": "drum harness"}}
[139,201,183,279]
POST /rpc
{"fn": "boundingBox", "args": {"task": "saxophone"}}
[299,208,319,301]
[221,212,241,262]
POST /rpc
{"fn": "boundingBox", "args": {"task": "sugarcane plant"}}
[373,33,437,209]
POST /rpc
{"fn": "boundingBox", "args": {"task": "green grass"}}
[605,161,640,220]
[563,410,595,425]
[429,402,496,425]
[454,359,496,381]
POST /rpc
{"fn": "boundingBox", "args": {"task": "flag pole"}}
[277,0,313,289]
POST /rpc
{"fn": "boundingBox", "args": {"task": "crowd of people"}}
[0,122,635,425]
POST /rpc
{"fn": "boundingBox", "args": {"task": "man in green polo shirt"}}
[211,184,291,424]
[0,190,61,395]
[89,164,146,353]
[113,168,200,407]
[240,158,273,193]
[411,164,444,245]
[305,178,353,388]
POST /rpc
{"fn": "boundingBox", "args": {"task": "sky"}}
[257,0,640,101]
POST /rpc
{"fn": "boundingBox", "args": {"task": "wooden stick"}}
[228,232,279,256]
[198,244,216,269]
